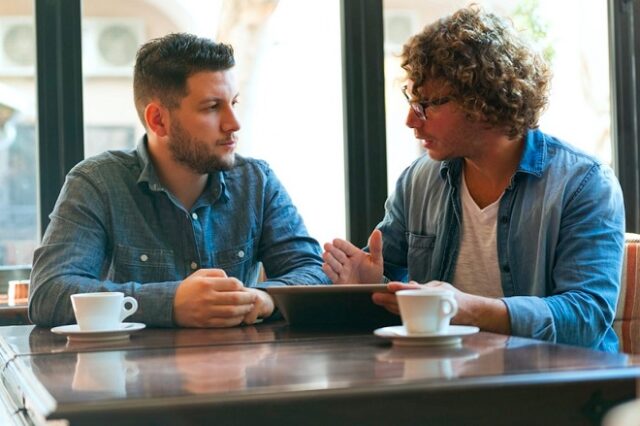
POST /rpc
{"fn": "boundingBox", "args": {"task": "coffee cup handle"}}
[440,296,458,320]
[120,297,138,322]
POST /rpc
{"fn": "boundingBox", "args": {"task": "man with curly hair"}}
[323,6,624,351]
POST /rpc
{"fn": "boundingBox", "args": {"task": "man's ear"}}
[145,102,170,137]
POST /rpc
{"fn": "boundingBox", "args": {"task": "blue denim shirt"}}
[377,129,625,351]
[29,138,330,327]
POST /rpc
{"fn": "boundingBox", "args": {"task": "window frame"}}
[32,0,640,247]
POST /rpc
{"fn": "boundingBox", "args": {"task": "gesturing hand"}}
[322,229,384,284]
[173,268,257,328]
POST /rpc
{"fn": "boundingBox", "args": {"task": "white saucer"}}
[374,325,479,347]
[51,323,146,342]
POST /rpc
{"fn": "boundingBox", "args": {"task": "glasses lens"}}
[411,102,425,120]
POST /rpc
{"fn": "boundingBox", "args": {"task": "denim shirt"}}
[377,129,625,351]
[29,138,330,327]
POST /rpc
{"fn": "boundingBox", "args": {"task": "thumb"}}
[368,229,383,262]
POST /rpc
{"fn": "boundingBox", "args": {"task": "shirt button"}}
[502,264,510,273]
[190,262,198,270]
[500,216,508,224]
[191,213,198,220]
[237,250,245,258]
[140,254,148,262]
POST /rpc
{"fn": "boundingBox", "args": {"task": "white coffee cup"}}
[70,292,138,331]
[396,289,458,335]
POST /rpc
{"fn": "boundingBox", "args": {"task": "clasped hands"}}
[173,268,274,328]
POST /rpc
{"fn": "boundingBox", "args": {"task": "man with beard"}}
[29,33,329,328]
[322,6,624,351]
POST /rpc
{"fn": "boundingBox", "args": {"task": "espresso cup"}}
[396,289,458,335]
[71,292,138,331]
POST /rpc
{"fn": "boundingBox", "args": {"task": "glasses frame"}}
[401,85,450,120]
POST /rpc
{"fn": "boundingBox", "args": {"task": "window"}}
[81,0,346,245]
[0,2,37,280]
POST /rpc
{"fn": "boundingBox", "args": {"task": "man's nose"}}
[222,106,241,133]
[405,107,421,129]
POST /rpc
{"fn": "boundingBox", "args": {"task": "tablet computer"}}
[266,284,401,329]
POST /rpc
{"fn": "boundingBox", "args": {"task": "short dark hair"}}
[401,5,551,138]
[133,33,235,127]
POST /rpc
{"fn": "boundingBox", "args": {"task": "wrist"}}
[470,296,510,334]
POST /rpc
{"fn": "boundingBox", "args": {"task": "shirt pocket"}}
[112,245,176,283]
[406,232,436,282]
[211,239,257,281]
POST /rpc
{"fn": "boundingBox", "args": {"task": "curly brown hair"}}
[401,5,551,138]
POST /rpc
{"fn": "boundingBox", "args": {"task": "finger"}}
[206,315,247,328]
[424,280,447,289]
[325,244,350,264]
[322,263,340,284]
[387,282,421,292]
[332,238,362,257]
[372,293,400,315]
[368,229,383,262]
[207,291,257,306]
[195,268,228,278]
[322,263,340,283]
[206,303,255,318]
[243,304,260,325]
[322,252,343,273]
[201,277,245,291]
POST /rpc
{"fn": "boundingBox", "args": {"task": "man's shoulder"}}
[70,148,139,178]
[226,155,271,178]
[539,131,602,169]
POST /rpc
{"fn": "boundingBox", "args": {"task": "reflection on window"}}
[82,0,345,244]
[383,0,611,193]
[0,5,38,270]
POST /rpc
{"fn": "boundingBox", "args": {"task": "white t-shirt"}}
[452,171,504,297]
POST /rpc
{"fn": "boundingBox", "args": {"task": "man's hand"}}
[242,288,275,325]
[322,229,384,284]
[372,280,510,334]
[371,281,422,314]
[174,268,258,328]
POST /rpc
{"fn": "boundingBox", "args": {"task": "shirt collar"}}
[439,128,547,184]
[135,135,228,203]
[515,129,546,177]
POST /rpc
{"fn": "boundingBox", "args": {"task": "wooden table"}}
[0,322,638,425]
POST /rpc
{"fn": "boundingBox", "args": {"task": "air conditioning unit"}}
[0,17,36,77]
[384,11,417,54]
[83,18,145,77]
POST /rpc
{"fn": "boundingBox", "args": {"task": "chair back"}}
[613,233,640,353]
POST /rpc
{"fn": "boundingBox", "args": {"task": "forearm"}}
[462,294,511,335]
[29,274,180,327]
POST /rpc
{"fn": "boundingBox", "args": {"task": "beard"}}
[167,119,236,174]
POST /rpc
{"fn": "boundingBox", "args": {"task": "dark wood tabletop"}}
[0,322,638,425]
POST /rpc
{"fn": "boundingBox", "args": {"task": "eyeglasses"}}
[401,85,450,120]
